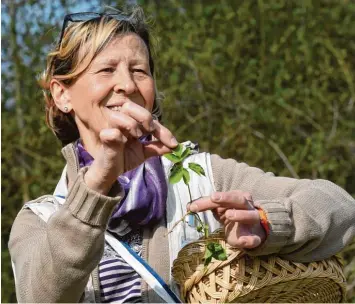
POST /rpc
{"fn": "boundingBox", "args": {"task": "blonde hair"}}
[39,7,161,145]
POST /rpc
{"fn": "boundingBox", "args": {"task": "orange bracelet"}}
[255,207,270,235]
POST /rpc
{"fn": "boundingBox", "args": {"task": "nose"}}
[113,69,137,95]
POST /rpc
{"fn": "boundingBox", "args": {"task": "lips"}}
[105,98,127,111]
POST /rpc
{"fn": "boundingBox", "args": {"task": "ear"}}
[50,79,72,113]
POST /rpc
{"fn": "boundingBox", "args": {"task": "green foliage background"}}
[2,0,354,302]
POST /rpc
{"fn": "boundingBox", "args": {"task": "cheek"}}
[141,80,155,111]
[70,79,109,109]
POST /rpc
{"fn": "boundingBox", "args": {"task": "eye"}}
[99,67,115,73]
[132,68,146,74]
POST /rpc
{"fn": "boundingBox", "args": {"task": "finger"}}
[225,223,262,249]
[100,128,127,147]
[211,191,253,210]
[151,120,178,149]
[99,129,127,161]
[119,101,155,133]
[108,111,143,138]
[142,141,173,159]
[189,196,220,212]
[189,192,251,212]
[224,209,260,225]
[236,235,262,249]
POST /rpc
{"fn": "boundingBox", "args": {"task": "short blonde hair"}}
[39,7,161,145]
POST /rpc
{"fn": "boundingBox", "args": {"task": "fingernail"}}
[171,137,178,146]
[137,129,143,137]
[212,193,221,201]
[189,203,198,212]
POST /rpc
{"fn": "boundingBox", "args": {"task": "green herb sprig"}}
[164,143,227,266]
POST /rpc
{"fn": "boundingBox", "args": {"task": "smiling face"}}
[64,33,155,154]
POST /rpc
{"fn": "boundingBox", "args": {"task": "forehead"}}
[95,33,149,63]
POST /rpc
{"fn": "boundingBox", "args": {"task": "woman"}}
[9,7,355,303]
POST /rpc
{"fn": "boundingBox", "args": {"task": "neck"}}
[77,127,101,159]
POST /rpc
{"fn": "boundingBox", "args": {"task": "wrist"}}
[84,166,118,195]
[255,207,269,245]
[65,167,124,227]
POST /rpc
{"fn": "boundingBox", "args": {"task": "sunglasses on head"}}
[58,12,134,46]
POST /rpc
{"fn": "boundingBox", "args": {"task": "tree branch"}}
[252,130,300,178]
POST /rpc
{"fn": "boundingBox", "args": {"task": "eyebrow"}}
[95,58,148,66]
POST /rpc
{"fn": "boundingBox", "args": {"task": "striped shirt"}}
[99,229,143,303]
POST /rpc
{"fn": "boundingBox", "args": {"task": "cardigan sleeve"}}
[211,154,355,262]
[9,167,123,303]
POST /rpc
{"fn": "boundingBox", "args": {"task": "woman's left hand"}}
[189,190,266,249]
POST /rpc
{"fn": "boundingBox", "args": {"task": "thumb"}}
[143,141,173,159]
[237,235,262,249]
[99,129,127,158]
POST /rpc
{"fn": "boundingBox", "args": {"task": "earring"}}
[64,106,69,112]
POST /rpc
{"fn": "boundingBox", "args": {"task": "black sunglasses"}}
[58,12,134,47]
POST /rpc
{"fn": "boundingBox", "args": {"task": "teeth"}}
[109,106,122,111]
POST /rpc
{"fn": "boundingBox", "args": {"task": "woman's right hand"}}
[84,101,178,194]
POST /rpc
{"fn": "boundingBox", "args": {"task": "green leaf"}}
[213,243,223,252]
[188,163,206,176]
[207,242,215,251]
[217,251,227,261]
[172,143,183,157]
[163,153,181,163]
[196,224,203,233]
[204,241,227,266]
[204,247,213,259]
[164,144,186,163]
[204,256,212,266]
[204,247,213,266]
[169,163,184,184]
[182,168,190,185]
[180,147,192,161]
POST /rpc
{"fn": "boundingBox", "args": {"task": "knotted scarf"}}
[76,138,167,235]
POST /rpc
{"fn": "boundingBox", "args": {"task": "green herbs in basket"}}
[164,143,227,266]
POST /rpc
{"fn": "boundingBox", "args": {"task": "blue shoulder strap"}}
[53,166,181,303]
[105,232,181,303]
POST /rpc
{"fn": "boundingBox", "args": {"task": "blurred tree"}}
[2,0,354,302]
[142,0,355,300]
[1,0,101,301]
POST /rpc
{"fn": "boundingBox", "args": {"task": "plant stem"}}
[186,183,210,238]
[164,212,191,236]
[166,161,209,239]
[204,225,209,238]
[186,183,193,204]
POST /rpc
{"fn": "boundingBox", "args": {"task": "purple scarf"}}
[76,139,167,234]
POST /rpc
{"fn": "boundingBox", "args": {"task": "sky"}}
[67,0,138,13]
[1,0,139,109]
[1,0,102,109]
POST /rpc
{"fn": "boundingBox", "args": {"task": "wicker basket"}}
[172,230,347,303]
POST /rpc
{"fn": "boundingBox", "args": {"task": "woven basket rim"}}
[172,230,347,303]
